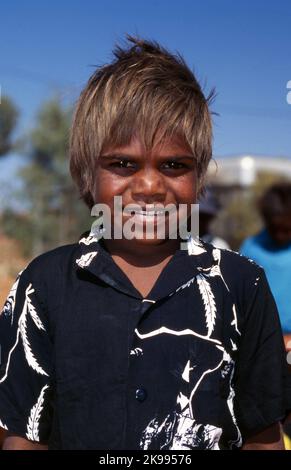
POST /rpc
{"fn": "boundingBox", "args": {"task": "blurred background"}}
[1,0,291,305]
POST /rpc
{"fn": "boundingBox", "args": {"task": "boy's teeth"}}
[124,208,166,216]
[136,210,164,215]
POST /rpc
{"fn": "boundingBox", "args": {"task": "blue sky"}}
[0,0,291,202]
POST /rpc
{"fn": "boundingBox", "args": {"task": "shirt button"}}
[135,388,147,402]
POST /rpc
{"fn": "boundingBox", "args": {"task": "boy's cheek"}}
[171,173,198,201]
[93,176,126,204]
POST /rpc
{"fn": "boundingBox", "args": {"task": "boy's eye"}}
[111,160,136,169]
[161,161,186,170]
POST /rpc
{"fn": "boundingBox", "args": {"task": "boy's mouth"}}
[122,205,176,217]
[123,208,167,216]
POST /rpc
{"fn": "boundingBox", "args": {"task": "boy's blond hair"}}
[70,36,214,208]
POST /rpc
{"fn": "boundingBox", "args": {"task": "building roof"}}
[207,155,291,186]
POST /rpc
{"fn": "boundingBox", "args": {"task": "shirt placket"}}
[123,296,162,449]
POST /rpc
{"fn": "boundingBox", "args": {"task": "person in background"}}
[240,182,291,448]
[199,188,230,250]
[240,183,291,343]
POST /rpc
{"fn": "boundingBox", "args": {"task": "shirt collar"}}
[76,232,214,301]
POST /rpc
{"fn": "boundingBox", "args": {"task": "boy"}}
[241,183,291,340]
[0,36,290,450]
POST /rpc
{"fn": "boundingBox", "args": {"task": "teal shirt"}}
[240,229,291,333]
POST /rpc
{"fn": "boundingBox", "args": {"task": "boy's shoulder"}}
[219,244,262,272]
[21,233,102,285]
[22,243,81,284]
[199,239,262,276]
[23,237,263,276]
[199,240,265,303]
[20,237,265,300]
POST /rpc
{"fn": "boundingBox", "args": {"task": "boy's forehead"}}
[102,134,193,157]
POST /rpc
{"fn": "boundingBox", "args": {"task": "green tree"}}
[2,98,91,257]
[0,96,18,156]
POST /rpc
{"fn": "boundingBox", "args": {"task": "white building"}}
[207,155,291,187]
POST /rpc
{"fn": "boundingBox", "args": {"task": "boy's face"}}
[267,213,291,246]
[93,135,198,246]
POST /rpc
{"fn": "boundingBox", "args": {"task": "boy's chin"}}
[121,233,176,247]
[130,236,170,245]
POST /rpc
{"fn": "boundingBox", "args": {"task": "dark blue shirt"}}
[0,235,290,449]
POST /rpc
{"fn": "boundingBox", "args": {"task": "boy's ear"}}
[83,191,95,210]
[197,176,206,199]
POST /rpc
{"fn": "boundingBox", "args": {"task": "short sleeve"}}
[233,268,291,439]
[0,269,52,443]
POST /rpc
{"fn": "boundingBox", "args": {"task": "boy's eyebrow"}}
[99,153,195,159]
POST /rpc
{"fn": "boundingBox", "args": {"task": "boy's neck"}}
[102,238,181,267]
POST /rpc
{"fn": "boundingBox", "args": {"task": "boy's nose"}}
[131,168,166,203]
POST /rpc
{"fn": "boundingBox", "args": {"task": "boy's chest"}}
[50,274,241,450]
[52,273,238,383]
